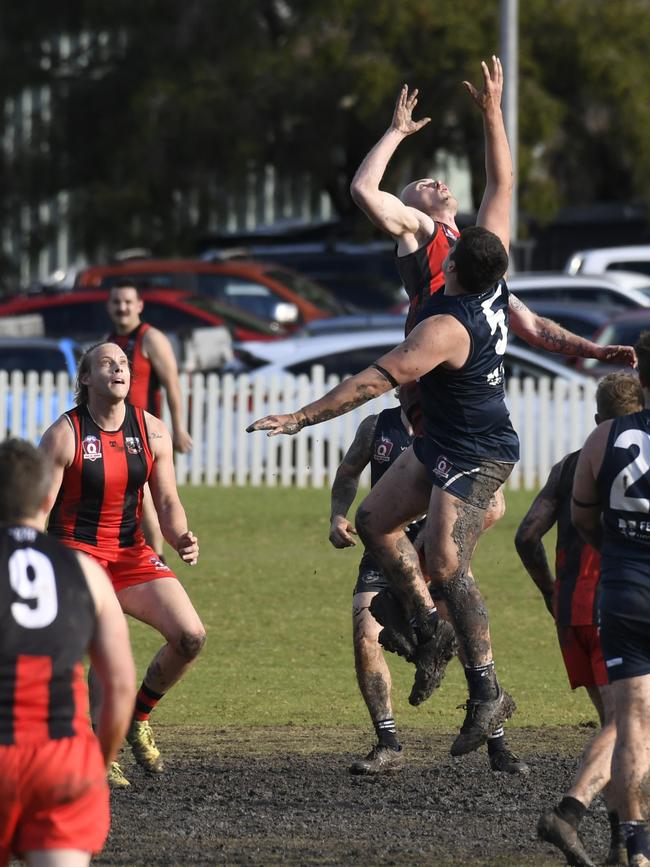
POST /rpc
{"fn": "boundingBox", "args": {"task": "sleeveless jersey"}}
[554,450,600,627]
[395,223,460,336]
[359,407,424,575]
[108,323,162,417]
[0,526,94,745]
[415,280,519,464]
[48,403,153,560]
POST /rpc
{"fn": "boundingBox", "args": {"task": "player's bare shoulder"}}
[143,410,173,456]
[39,412,75,466]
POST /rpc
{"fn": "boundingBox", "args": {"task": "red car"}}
[74,258,346,330]
[0,289,281,344]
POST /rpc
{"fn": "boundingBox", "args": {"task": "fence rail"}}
[0,368,598,490]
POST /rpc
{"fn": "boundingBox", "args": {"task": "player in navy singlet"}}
[516,373,643,867]
[0,439,134,867]
[572,332,650,867]
[329,405,527,776]
[40,342,205,788]
[249,58,635,756]
[107,282,192,559]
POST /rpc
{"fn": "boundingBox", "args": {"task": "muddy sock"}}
[133,682,165,722]
[622,822,650,860]
[374,717,400,750]
[410,607,439,642]
[556,796,587,829]
[608,811,621,846]
[486,726,505,754]
[465,662,498,701]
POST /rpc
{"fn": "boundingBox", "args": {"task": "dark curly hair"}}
[449,226,509,295]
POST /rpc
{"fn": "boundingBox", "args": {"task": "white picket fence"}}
[0,368,598,490]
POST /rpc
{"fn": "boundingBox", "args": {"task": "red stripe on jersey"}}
[111,324,162,416]
[13,655,51,746]
[95,428,130,550]
[570,545,601,626]
[71,661,91,736]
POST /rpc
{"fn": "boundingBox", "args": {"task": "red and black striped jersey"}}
[395,222,460,336]
[108,323,162,417]
[554,450,600,627]
[0,526,94,745]
[48,403,153,560]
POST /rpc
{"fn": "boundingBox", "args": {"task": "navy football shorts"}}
[599,611,650,682]
[353,550,391,596]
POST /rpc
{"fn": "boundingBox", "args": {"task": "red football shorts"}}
[557,624,608,690]
[66,541,178,593]
[0,731,109,864]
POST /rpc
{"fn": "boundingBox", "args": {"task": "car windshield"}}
[264,268,346,315]
[582,319,650,369]
[99,272,194,291]
[184,294,281,335]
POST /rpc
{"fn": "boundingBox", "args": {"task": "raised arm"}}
[329,414,377,548]
[247,315,467,436]
[466,56,512,250]
[514,458,565,615]
[509,294,636,365]
[350,85,431,241]
[144,327,193,453]
[146,413,199,565]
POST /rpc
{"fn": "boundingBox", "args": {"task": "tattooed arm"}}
[508,293,636,365]
[329,414,378,548]
[247,315,465,436]
[514,458,565,615]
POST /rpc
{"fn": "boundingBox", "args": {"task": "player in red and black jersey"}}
[40,342,206,788]
[0,438,135,867]
[107,282,193,560]
[515,372,643,867]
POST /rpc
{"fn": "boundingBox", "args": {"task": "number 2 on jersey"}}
[610,430,650,513]
[9,548,58,629]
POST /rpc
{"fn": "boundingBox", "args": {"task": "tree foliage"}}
[1,0,650,265]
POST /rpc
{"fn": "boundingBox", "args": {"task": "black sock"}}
[487,726,505,754]
[465,662,498,701]
[374,717,400,751]
[608,811,620,845]
[622,821,650,860]
[556,796,587,829]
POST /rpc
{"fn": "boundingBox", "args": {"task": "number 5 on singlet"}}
[481,287,508,356]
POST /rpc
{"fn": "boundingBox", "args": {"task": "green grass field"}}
[129,485,597,731]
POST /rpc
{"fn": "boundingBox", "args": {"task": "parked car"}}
[229,329,592,383]
[565,245,650,278]
[73,258,348,329]
[0,337,81,437]
[508,272,650,310]
[506,302,618,362]
[0,289,281,362]
[576,309,650,378]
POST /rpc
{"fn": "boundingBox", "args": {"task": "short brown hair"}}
[596,371,644,420]
[450,226,509,295]
[635,331,650,387]
[0,439,53,521]
[109,280,142,298]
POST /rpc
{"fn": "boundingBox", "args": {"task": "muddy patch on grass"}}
[98,725,610,866]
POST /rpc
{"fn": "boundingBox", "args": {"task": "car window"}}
[138,302,209,332]
[582,320,650,370]
[502,356,563,380]
[0,346,68,374]
[607,261,650,277]
[98,272,195,291]
[514,287,634,310]
[196,274,281,320]
[287,345,397,378]
[265,268,345,315]
[40,302,112,340]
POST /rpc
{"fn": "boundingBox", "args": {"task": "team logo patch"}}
[82,435,102,462]
[149,556,170,572]
[125,436,143,455]
[374,437,394,463]
[433,455,452,480]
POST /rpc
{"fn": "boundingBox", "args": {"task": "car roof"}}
[237,329,589,381]
[569,245,650,260]
[508,271,644,288]
[0,336,77,348]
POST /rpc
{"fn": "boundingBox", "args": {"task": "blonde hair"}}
[596,371,644,420]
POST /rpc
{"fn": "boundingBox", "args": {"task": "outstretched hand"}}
[463,55,503,114]
[597,345,637,367]
[246,413,304,437]
[391,84,431,136]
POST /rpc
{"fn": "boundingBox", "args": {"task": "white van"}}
[565,245,650,278]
